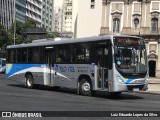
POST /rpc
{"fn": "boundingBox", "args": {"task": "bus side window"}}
[71,48,76,63]
[56,45,70,63]
[56,55,62,63]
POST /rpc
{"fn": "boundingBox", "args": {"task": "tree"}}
[47,32,63,38]
[7,18,37,45]
[23,18,37,28]
[0,18,38,49]
[0,24,9,49]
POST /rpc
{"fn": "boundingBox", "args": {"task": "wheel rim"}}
[82,82,90,92]
[27,77,32,87]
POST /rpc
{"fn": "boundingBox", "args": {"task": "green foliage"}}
[23,18,37,28]
[47,32,62,38]
[0,24,9,49]
[1,18,38,47]
[0,18,47,50]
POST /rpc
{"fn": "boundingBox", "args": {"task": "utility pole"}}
[13,0,16,45]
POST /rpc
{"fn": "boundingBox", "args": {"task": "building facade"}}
[15,0,26,23]
[0,0,42,29]
[0,0,14,29]
[75,0,102,38]
[54,7,63,32]
[57,0,102,38]
[41,0,54,32]
[26,0,42,26]
[100,0,160,77]
[63,0,72,32]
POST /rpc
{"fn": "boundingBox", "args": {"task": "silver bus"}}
[6,35,148,96]
[0,58,6,73]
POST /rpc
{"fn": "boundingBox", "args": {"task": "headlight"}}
[145,78,149,83]
[117,76,124,83]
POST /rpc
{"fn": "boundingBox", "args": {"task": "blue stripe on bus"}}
[6,64,46,78]
[120,75,136,84]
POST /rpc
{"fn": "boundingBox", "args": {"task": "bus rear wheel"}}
[26,75,34,89]
[79,79,92,96]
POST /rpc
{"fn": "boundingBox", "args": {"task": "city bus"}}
[0,51,6,73]
[6,35,148,96]
[0,58,6,73]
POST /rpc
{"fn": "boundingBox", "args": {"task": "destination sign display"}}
[114,37,141,45]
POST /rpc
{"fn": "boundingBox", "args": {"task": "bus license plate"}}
[133,88,139,91]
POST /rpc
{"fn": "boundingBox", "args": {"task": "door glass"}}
[96,47,109,89]
[45,48,54,84]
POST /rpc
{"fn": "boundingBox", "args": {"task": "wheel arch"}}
[77,74,93,94]
[25,72,33,78]
[78,74,92,85]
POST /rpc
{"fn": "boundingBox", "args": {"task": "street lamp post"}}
[13,0,16,45]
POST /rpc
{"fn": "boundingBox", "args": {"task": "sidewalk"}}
[138,77,160,95]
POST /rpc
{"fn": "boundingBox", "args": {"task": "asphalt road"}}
[0,74,160,120]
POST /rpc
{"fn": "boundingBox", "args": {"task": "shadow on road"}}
[94,92,144,100]
[7,84,144,100]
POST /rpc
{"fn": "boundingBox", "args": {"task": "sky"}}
[54,0,63,8]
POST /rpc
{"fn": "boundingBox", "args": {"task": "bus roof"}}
[7,35,142,49]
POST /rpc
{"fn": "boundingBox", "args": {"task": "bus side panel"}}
[6,64,46,85]
[54,64,77,88]
[54,64,94,89]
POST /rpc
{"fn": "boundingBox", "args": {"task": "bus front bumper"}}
[109,81,149,92]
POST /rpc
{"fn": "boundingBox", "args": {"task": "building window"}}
[134,18,139,28]
[90,0,95,9]
[151,18,158,32]
[113,18,120,33]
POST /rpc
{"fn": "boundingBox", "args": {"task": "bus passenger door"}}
[96,46,109,90]
[45,47,55,85]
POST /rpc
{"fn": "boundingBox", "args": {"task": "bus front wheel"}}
[79,79,92,96]
[26,75,34,89]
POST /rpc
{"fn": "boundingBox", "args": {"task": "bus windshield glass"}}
[114,37,147,74]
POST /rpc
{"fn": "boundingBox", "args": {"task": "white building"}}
[56,0,102,38]
[63,0,72,32]
[54,7,63,32]
[75,0,102,38]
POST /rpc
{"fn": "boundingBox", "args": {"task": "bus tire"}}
[79,79,92,96]
[26,75,34,89]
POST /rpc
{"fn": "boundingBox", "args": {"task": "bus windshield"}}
[114,37,147,75]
